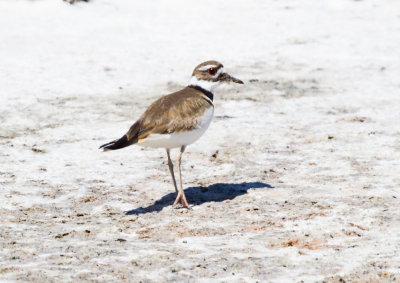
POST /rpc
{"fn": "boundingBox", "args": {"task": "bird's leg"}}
[166,149,178,194]
[173,145,190,208]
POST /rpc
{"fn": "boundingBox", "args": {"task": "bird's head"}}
[189,60,243,92]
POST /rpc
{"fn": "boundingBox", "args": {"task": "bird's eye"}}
[207,67,216,75]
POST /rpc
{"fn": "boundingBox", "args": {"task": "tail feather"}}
[99,135,130,151]
[100,120,141,151]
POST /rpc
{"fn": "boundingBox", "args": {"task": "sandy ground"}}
[1,0,400,282]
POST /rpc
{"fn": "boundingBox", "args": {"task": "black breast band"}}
[188,85,214,102]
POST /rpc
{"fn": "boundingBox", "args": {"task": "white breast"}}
[137,106,214,149]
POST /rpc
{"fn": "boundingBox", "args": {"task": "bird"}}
[100,60,243,208]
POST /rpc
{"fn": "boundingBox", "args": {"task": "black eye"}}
[207,67,216,75]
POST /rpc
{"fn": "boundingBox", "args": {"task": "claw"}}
[172,192,191,209]
[173,192,181,206]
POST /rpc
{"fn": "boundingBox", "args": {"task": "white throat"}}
[189,76,220,92]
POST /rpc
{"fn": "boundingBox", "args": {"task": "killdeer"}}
[100,60,243,208]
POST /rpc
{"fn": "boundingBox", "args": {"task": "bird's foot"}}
[173,193,191,209]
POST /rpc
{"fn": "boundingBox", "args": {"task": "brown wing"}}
[137,87,212,140]
[100,87,211,151]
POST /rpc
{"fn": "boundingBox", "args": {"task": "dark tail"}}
[99,135,131,151]
[100,120,141,151]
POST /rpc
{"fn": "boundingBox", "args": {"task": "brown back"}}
[126,87,213,142]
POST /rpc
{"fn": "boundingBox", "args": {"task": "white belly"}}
[137,107,214,149]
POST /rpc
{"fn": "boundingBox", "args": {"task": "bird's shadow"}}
[125,182,273,215]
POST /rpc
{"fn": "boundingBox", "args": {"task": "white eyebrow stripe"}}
[198,65,217,71]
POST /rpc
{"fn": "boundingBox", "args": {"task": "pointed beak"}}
[221,73,244,84]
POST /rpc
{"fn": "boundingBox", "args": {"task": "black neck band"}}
[188,85,214,102]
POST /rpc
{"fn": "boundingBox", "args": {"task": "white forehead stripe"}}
[198,64,218,71]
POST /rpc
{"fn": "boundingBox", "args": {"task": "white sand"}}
[1,0,400,282]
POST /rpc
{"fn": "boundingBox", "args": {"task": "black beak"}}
[221,73,244,84]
